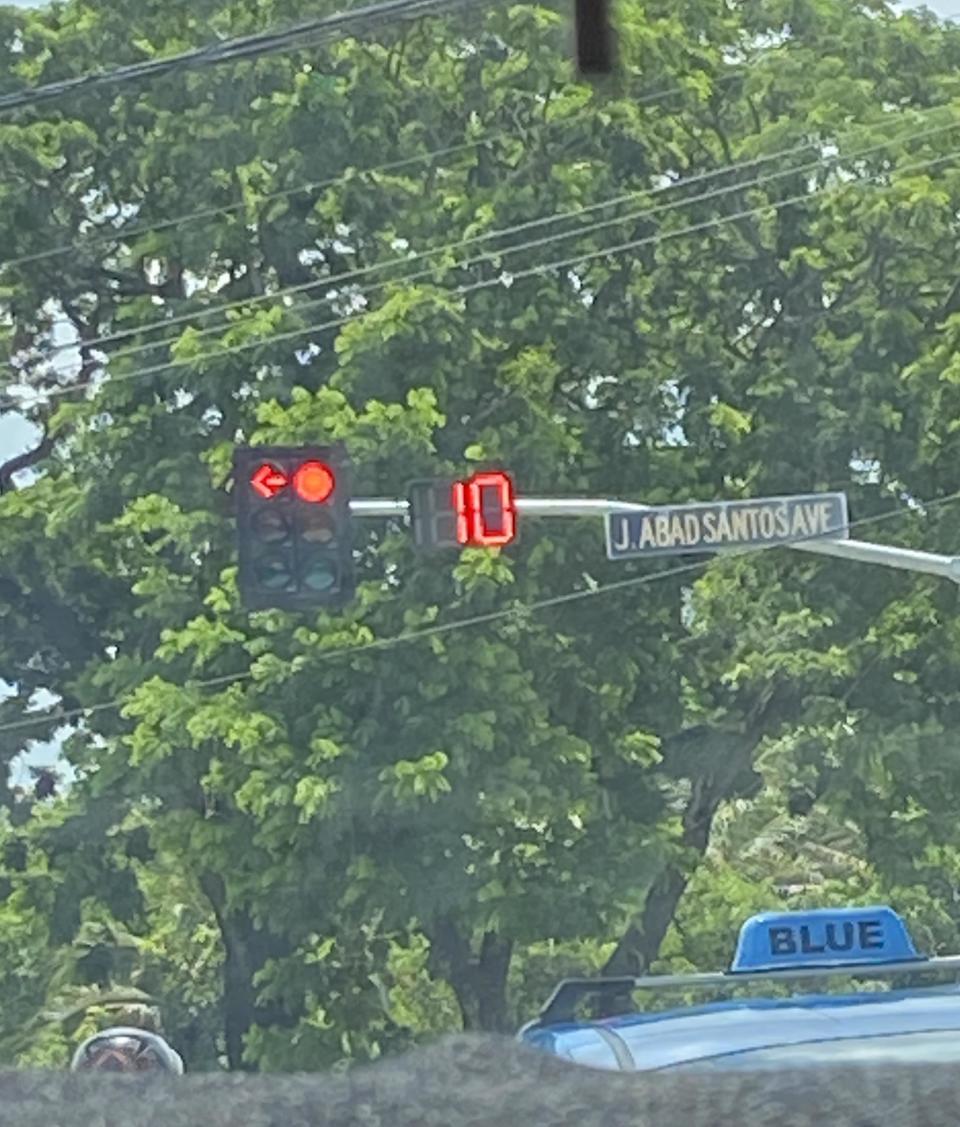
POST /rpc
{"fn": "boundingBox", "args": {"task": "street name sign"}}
[605,492,849,561]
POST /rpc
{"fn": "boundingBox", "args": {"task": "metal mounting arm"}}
[349,493,960,585]
[789,537,960,584]
[519,496,960,586]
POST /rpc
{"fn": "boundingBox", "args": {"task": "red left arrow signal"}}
[251,463,289,498]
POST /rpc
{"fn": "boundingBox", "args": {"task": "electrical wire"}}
[0,0,479,116]
[30,99,956,367]
[21,141,960,404]
[1,137,502,272]
[2,485,959,738]
[7,14,909,281]
[0,70,748,273]
[7,20,823,267]
[86,111,960,371]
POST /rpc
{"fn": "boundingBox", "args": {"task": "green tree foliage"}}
[2,0,960,1071]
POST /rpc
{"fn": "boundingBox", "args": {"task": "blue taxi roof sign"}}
[730,905,923,974]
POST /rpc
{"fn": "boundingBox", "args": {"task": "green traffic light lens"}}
[298,509,339,591]
[303,566,337,592]
[255,554,296,591]
[299,544,339,592]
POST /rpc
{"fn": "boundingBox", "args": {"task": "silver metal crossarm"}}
[349,498,409,517]
[519,496,960,584]
[349,491,960,584]
[789,537,960,582]
[516,498,650,516]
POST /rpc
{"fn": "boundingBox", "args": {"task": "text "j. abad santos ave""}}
[606,493,849,560]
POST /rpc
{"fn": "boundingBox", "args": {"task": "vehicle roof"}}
[521,984,960,1072]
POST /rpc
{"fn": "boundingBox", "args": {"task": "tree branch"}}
[600,688,787,987]
[426,913,474,1028]
[925,273,960,331]
[0,431,54,494]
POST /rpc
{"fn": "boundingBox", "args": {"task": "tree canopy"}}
[2,0,960,1071]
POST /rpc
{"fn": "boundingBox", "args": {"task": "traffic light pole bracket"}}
[348,495,960,584]
[349,499,410,517]
[789,536,960,583]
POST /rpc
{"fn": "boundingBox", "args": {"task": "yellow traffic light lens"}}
[300,508,336,544]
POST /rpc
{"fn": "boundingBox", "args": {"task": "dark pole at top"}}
[574,0,615,75]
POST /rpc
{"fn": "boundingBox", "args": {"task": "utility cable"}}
[92,112,960,370]
[1,485,959,737]
[26,104,959,369]
[19,141,960,404]
[0,0,479,116]
[0,69,747,272]
[7,23,823,261]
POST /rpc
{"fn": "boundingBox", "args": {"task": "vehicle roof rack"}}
[521,955,960,1032]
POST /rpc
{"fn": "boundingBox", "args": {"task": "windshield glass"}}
[2,0,960,1088]
[665,1030,960,1072]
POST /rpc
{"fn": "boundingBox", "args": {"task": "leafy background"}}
[3,0,960,1072]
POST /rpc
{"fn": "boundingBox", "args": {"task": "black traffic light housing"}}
[409,479,461,550]
[234,444,355,611]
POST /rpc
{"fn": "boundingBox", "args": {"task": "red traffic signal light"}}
[249,460,336,503]
[292,460,335,503]
[251,463,289,498]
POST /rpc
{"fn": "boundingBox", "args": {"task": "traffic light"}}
[234,444,355,610]
[409,471,517,550]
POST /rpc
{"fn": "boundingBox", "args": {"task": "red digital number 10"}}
[453,471,516,547]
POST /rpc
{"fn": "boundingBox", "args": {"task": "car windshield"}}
[664,1030,960,1072]
[4,0,960,1104]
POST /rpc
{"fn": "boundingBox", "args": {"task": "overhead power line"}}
[0,0,475,116]
[29,103,959,368]
[0,22,883,270]
[1,135,488,271]
[19,133,958,402]
[1,486,959,739]
[21,144,960,403]
[93,113,960,370]
[0,68,748,272]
